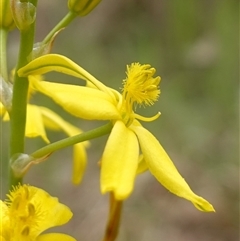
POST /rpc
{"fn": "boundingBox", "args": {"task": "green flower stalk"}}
[8,0,38,187]
[68,0,102,16]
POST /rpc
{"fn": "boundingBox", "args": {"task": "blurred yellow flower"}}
[0,184,76,241]
[0,76,89,184]
[18,54,215,212]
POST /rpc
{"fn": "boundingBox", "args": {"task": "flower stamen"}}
[134,112,161,122]
[120,63,161,126]
[122,63,161,114]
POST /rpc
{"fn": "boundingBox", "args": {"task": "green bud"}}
[68,0,102,16]
[11,153,50,178]
[0,0,15,30]
[10,0,36,31]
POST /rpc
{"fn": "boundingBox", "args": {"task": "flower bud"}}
[10,0,36,31]
[68,0,102,16]
[0,0,15,30]
[11,153,51,177]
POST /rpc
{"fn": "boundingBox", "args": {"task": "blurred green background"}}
[1,0,239,240]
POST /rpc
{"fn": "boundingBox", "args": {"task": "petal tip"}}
[193,196,215,212]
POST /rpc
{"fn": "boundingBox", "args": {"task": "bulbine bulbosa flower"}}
[18,54,215,212]
[0,184,76,241]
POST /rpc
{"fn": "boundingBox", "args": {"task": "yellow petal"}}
[30,76,120,120]
[18,54,114,97]
[101,120,139,200]
[136,154,148,175]
[0,236,6,241]
[26,104,49,143]
[39,106,88,184]
[132,125,215,212]
[31,186,73,230]
[36,233,76,241]
[18,54,90,80]
[39,105,84,137]
[71,143,87,184]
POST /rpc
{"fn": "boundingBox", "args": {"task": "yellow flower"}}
[18,54,215,212]
[1,75,89,184]
[0,184,76,241]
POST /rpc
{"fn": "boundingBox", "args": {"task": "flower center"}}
[121,63,161,125]
[6,184,39,240]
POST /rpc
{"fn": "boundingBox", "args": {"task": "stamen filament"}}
[134,112,161,122]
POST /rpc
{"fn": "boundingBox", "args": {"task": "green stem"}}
[9,0,38,188]
[42,11,77,45]
[31,122,112,159]
[0,28,9,82]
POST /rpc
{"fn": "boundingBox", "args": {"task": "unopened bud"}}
[11,153,51,178]
[68,0,102,16]
[10,0,36,31]
[0,0,15,30]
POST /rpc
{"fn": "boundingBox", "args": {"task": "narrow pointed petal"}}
[132,125,215,212]
[71,144,87,184]
[30,76,120,120]
[18,54,113,96]
[17,54,92,81]
[36,233,76,241]
[39,107,88,184]
[26,105,49,143]
[101,121,139,200]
